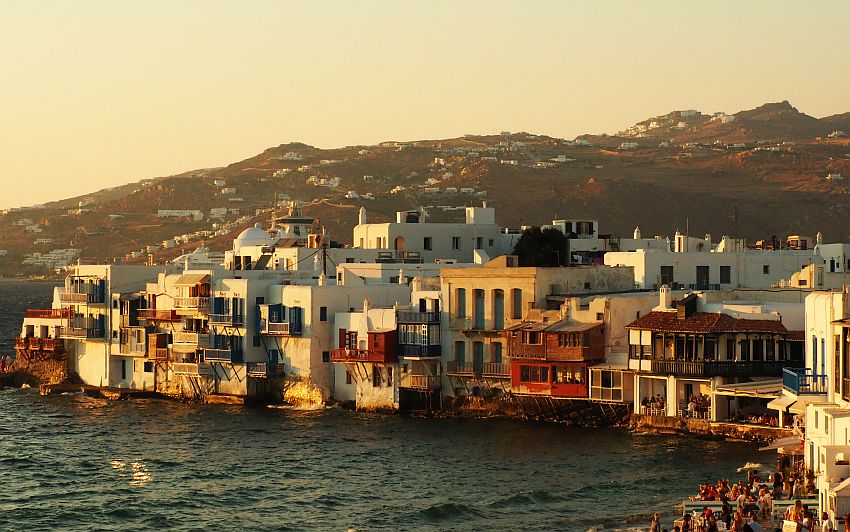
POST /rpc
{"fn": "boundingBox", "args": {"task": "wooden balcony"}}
[172,362,212,376]
[60,327,105,340]
[172,331,211,347]
[398,344,442,358]
[59,291,104,305]
[260,321,302,336]
[507,344,546,360]
[174,297,210,311]
[16,337,64,352]
[246,362,268,377]
[204,348,242,363]
[400,375,441,390]
[209,313,244,327]
[396,311,440,324]
[331,348,396,364]
[446,361,479,375]
[482,362,511,377]
[148,347,169,360]
[650,359,785,377]
[25,308,71,320]
[119,342,147,356]
[137,309,180,321]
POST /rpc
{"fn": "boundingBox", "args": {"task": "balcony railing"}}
[449,316,473,331]
[446,361,478,375]
[173,331,211,346]
[59,291,104,305]
[260,321,302,336]
[120,342,147,355]
[482,362,511,377]
[25,308,71,320]
[60,327,105,340]
[398,344,442,358]
[507,345,546,360]
[149,348,169,360]
[174,297,210,310]
[204,348,242,363]
[396,311,440,324]
[331,348,396,364]
[172,362,212,376]
[650,359,785,377]
[15,337,64,351]
[137,309,180,321]
[209,313,244,326]
[246,362,268,377]
[783,367,828,395]
[401,375,441,390]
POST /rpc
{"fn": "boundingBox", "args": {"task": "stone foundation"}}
[2,351,76,387]
[629,414,792,442]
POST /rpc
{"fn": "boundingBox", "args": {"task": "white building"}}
[157,210,204,221]
[353,204,519,264]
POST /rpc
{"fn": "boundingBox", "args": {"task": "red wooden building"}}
[506,320,605,398]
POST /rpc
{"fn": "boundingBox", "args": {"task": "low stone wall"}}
[629,414,792,443]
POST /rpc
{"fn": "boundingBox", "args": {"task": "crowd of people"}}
[649,457,833,531]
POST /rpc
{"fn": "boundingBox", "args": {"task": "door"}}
[473,290,485,330]
[473,342,485,373]
[695,266,710,290]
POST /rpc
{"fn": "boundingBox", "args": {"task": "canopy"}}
[767,395,796,411]
[174,273,210,286]
[714,379,782,398]
[789,398,811,415]
[759,435,803,453]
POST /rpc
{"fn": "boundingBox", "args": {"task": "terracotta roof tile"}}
[626,311,788,335]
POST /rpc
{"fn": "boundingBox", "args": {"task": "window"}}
[322,351,330,363]
[320,306,327,322]
[488,238,494,247]
[511,289,523,320]
[144,361,153,373]
[584,282,591,290]
[386,367,393,386]
[452,237,460,250]
[120,359,127,380]
[660,265,674,285]
[454,341,466,363]
[523,331,542,344]
[373,366,381,387]
[455,288,466,317]
[253,335,261,347]
[492,342,503,364]
[596,312,604,321]
[256,296,265,305]
[763,264,770,274]
[345,370,352,384]
[423,237,432,250]
[720,265,731,284]
[476,237,483,249]
[519,365,549,383]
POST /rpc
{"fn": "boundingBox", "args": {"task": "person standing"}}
[650,512,661,532]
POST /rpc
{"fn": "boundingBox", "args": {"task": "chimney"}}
[358,207,366,225]
[363,298,371,314]
[659,285,672,310]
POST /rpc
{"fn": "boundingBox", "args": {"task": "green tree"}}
[512,227,569,267]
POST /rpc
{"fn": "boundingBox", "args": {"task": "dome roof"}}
[233,223,273,252]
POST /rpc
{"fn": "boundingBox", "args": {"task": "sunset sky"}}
[2,0,850,209]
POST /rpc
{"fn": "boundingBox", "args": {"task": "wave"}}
[417,502,486,522]
[489,489,564,507]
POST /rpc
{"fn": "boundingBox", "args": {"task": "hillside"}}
[3,101,850,277]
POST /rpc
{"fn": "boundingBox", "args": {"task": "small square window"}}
[763,265,770,274]
[320,306,328,322]
[584,282,591,290]
[488,239,494,247]
[596,312,604,321]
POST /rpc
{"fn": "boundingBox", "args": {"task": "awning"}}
[759,435,803,453]
[767,395,796,411]
[175,273,210,286]
[714,379,782,398]
[119,293,140,301]
[789,399,811,415]
[831,477,850,495]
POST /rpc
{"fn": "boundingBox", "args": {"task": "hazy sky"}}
[2,0,850,209]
